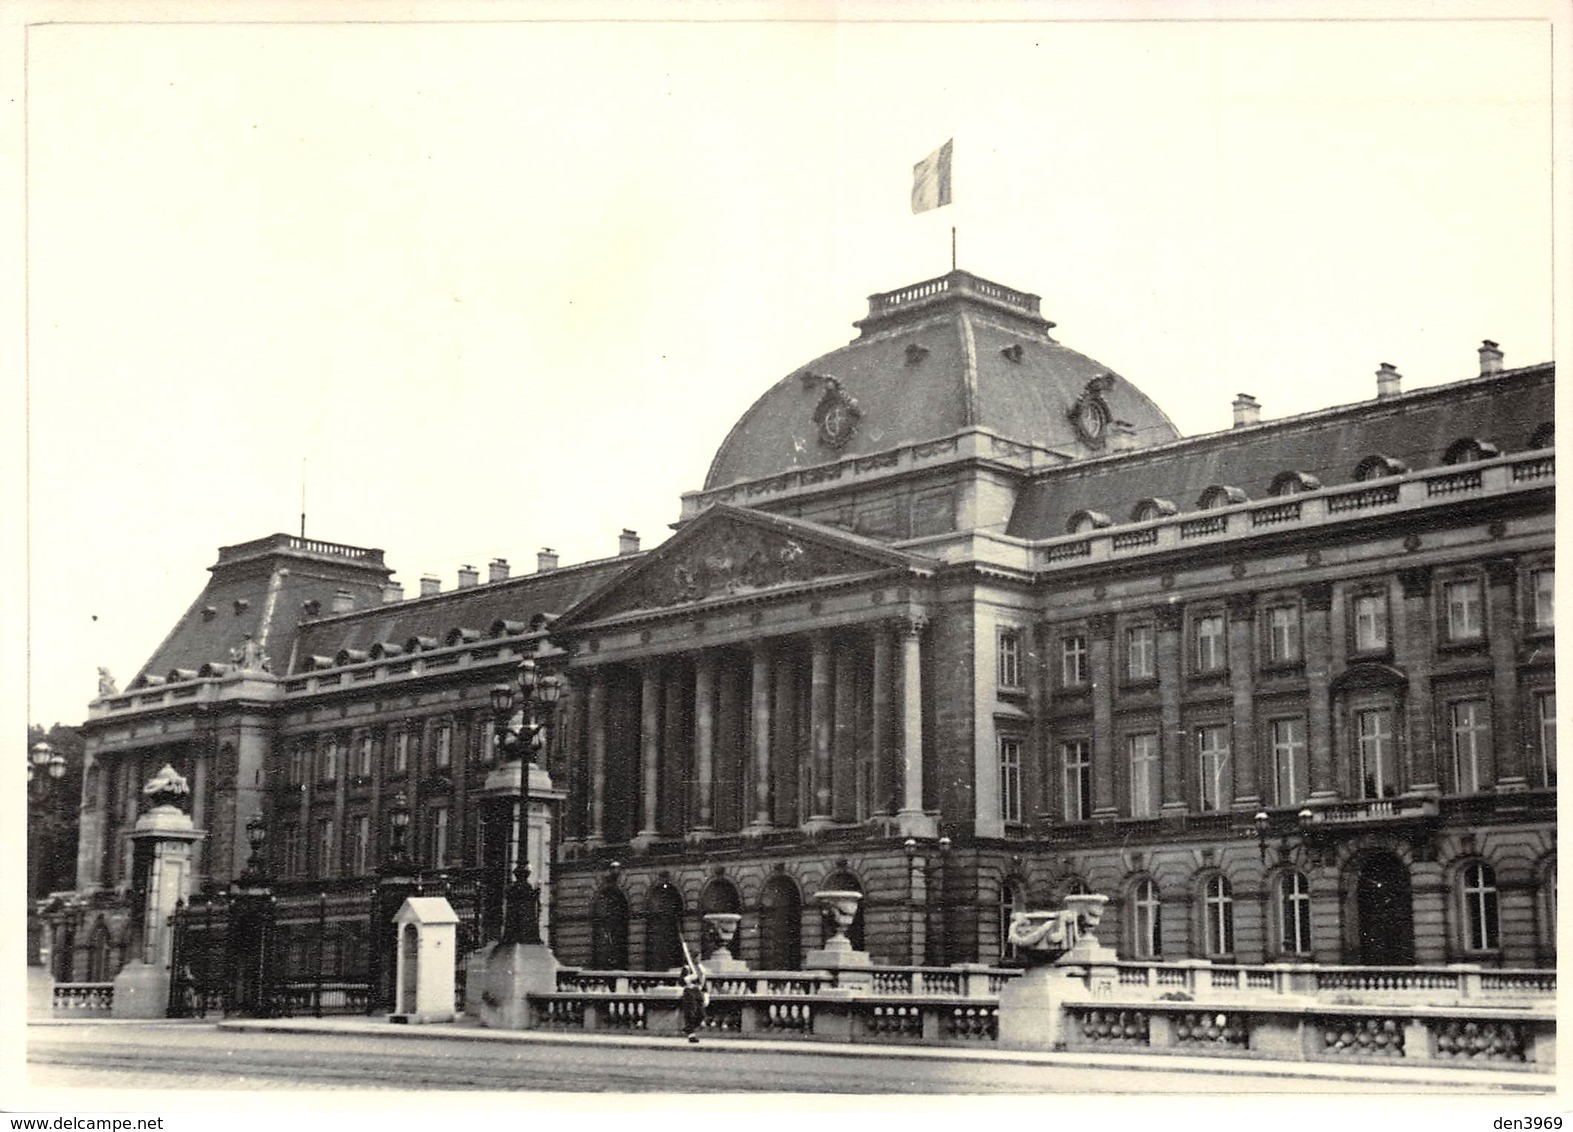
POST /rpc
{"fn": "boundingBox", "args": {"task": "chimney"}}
[537,547,559,573]
[1232,393,1260,428]
[1376,363,1402,399]
[420,574,441,597]
[1478,339,1503,376]
[488,557,510,583]
[619,529,640,556]
[1106,419,1139,453]
[457,564,479,589]
[381,582,404,604]
[331,588,354,614]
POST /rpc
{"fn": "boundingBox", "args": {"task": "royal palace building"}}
[51,269,1556,984]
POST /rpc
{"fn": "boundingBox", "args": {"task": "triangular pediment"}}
[559,505,923,626]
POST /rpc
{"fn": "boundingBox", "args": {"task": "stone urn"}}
[702,912,743,965]
[1063,893,1109,938]
[815,890,862,953]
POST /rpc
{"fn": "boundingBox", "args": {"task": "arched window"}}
[1197,485,1248,510]
[1130,498,1178,523]
[999,878,1025,961]
[644,882,685,971]
[1459,861,1500,952]
[589,885,630,970]
[1066,509,1113,535]
[1277,871,1313,955]
[1129,878,1162,958]
[1269,470,1322,496]
[1443,437,1500,465]
[1203,874,1235,955]
[1354,454,1408,482]
[759,874,802,971]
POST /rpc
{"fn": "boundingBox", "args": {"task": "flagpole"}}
[951,227,957,272]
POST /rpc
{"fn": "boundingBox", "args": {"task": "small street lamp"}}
[490,657,562,946]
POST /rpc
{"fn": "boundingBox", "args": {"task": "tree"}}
[26,723,85,906]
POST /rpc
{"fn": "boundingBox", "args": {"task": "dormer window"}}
[1066,509,1113,534]
[1354,454,1408,481]
[1000,344,1024,363]
[1197,485,1247,510]
[1130,498,1178,523]
[905,343,930,366]
[1269,471,1321,497]
[1442,438,1500,465]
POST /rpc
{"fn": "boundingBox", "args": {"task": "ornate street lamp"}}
[491,656,561,946]
[387,791,412,868]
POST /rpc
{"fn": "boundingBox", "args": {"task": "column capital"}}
[899,614,929,637]
[1155,603,1184,632]
[1088,612,1116,639]
[1302,581,1334,612]
[1398,565,1433,600]
[1225,592,1257,621]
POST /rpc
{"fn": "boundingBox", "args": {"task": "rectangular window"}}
[1449,699,1490,794]
[1354,593,1388,652]
[1062,739,1092,822]
[1356,708,1397,799]
[428,808,449,868]
[1194,615,1225,673]
[1196,725,1230,811]
[1532,569,1554,631]
[998,737,1022,823]
[319,737,339,783]
[1270,718,1306,806]
[281,826,302,878]
[997,631,1022,689]
[1128,732,1160,818]
[288,743,307,786]
[316,818,335,877]
[1444,579,1484,642]
[479,719,496,764]
[1061,635,1088,686]
[434,723,452,769]
[1536,691,1557,787]
[391,729,409,775]
[351,814,370,875]
[1266,605,1301,664]
[1126,625,1155,680]
[354,734,372,778]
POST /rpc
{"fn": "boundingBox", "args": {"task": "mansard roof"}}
[703,270,1180,491]
[1005,364,1554,540]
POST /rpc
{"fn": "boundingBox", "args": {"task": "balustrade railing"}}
[52,982,114,1015]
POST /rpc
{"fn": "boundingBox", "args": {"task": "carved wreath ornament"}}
[801,371,863,450]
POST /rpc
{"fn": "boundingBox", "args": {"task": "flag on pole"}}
[911,139,953,214]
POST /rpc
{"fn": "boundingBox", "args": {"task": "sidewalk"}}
[204,1014,1553,1093]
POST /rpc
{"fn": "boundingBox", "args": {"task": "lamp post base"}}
[476,941,560,1031]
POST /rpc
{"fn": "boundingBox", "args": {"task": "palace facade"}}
[54,270,1556,983]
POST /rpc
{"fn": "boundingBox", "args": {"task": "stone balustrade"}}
[52,982,115,1015]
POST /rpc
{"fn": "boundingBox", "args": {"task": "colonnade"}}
[571,616,928,844]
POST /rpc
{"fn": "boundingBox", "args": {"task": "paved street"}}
[24,1021,1550,1094]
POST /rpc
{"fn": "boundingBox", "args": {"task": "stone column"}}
[872,626,894,814]
[716,658,742,832]
[773,649,798,827]
[662,663,686,834]
[807,632,834,827]
[897,617,933,835]
[832,642,857,823]
[637,664,661,841]
[693,653,716,834]
[1157,605,1186,814]
[1089,613,1118,818]
[1398,567,1439,793]
[75,749,110,890]
[587,668,607,844]
[1227,593,1260,809]
[1486,557,1526,791]
[1304,582,1337,800]
[748,644,773,831]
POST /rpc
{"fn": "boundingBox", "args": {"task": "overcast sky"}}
[15,4,1558,730]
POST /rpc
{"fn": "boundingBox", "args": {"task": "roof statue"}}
[96,667,117,697]
[229,634,271,673]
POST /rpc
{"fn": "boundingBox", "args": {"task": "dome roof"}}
[704,271,1180,490]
